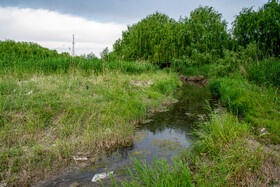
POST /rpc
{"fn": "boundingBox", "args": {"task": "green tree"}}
[100,47,109,61]
[233,0,280,57]
[112,7,230,64]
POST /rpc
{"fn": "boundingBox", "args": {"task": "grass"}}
[1,40,279,186]
[0,56,158,79]
[209,75,280,144]
[0,68,180,185]
[120,112,279,186]
[121,157,193,187]
[245,58,280,88]
[118,69,280,186]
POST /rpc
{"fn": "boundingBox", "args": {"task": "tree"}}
[112,7,230,64]
[187,6,230,56]
[100,47,109,61]
[233,0,280,57]
[86,52,98,60]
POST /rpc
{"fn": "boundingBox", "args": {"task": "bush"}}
[209,79,221,98]
[246,58,280,88]
[209,77,256,116]
[209,76,280,143]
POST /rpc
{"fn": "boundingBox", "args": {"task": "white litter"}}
[26,90,33,95]
[73,156,88,161]
[0,183,7,187]
[105,128,112,134]
[91,171,114,182]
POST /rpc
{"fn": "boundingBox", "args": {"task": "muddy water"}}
[40,83,211,187]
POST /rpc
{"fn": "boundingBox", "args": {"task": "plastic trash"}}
[0,183,7,187]
[26,90,33,95]
[73,156,88,161]
[91,171,114,182]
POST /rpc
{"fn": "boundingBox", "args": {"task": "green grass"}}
[0,69,180,185]
[209,75,280,144]
[121,157,193,187]
[0,57,158,78]
[118,72,280,186]
[1,40,279,186]
[0,41,177,185]
[245,58,280,88]
[120,112,279,186]
[185,113,272,186]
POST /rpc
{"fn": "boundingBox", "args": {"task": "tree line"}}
[109,0,279,63]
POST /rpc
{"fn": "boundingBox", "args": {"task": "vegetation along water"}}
[0,0,280,186]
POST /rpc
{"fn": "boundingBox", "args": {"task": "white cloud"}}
[0,6,127,57]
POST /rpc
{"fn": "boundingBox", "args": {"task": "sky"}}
[0,0,268,57]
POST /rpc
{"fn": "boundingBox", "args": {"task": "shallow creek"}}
[39,83,212,186]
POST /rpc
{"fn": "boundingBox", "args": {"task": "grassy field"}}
[0,60,180,185]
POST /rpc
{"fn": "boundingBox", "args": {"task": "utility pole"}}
[72,34,75,56]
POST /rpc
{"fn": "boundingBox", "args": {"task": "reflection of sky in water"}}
[136,129,192,157]
[42,83,211,187]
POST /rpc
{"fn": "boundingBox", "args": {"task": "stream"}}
[39,82,212,186]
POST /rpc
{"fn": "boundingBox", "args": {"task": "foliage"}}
[0,40,159,78]
[0,40,61,62]
[233,0,280,57]
[100,47,109,61]
[245,58,280,88]
[209,76,280,143]
[80,52,98,60]
[113,7,230,63]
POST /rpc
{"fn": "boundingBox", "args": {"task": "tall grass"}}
[187,113,265,186]
[209,75,280,143]
[118,113,274,186]
[0,57,159,78]
[122,157,193,187]
[245,58,280,88]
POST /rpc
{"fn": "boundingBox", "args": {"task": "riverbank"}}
[185,75,280,186]
[0,69,180,186]
[38,82,211,186]
[121,74,280,186]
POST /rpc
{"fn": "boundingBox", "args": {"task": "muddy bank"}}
[180,75,207,86]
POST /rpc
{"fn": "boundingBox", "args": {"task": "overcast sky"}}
[0,0,268,57]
